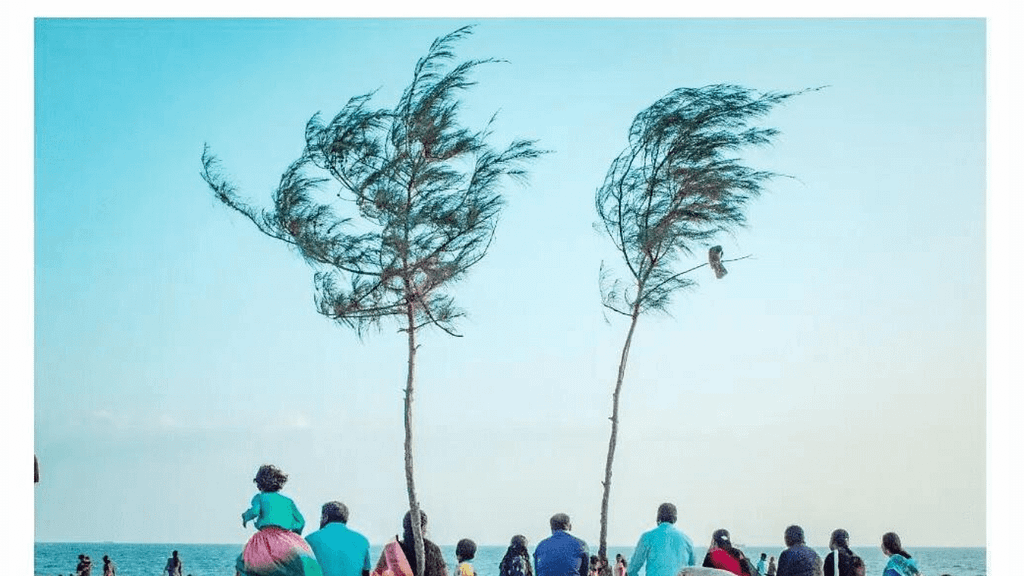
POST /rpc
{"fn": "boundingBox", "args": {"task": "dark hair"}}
[760,553,767,560]
[590,556,600,566]
[457,539,477,561]
[712,529,749,574]
[550,513,571,531]
[253,464,288,492]
[882,532,911,559]
[322,501,350,525]
[403,509,428,541]
[400,510,446,576]
[713,529,734,550]
[500,535,533,576]
[656,503,677,524]
[784,525,805,547]
[830,529,851,552]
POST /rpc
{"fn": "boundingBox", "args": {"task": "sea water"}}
[34,543,986,576]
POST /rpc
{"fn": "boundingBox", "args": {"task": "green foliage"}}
[596,84,817,316]
[201,26,546,337]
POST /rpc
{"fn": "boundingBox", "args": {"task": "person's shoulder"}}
[348,526,371,546]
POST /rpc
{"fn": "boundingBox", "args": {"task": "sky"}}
[9,8,1023,571]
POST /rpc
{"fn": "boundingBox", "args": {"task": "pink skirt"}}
[236,526,322,576]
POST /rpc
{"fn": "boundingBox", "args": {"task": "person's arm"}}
[627,537,647,576]
[703,552,715,569]
[579,546,590,576]
[362,542,373,576]
[242,494,261,527]
[291,500,305,535]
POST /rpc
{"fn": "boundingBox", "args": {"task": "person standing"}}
[76,554,93,576]
[102,555,116,576]
[534,513,589,576]
[626,503,695,576]
[615,555,627,576]
[776,526,822,576]
[305,501,372,576]
[756,554,767,576]
[766,557,776,576]
[165,550,183,576]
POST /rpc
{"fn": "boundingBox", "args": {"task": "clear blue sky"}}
[13,12,1019,561]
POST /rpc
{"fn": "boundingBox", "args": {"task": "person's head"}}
[711,529,734,551]
[784,525,805,547]
[656,503,677,524]
[881,532,911,558]
[851,556,866,576]
[509,534,529,553]
[760,553,767,560]
[457,539,477,562]
[321,501,350,528]
[103,556,110,563]
[769,557,775,562]
[253,464,288,492]
[829,529,850,551]
[550,513,572,532]
[78,555,85,560]
[172,550,179,558]
[403,509,428,542]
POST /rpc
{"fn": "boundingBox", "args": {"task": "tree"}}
[594,84,816,559]
[200,27,545,576]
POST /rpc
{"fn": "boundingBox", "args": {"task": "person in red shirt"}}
[701,529,752,576]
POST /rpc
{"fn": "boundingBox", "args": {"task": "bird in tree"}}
[594,83,819,560]
[200,26,546,576]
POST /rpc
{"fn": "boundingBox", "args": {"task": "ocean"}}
[34,543,986,576]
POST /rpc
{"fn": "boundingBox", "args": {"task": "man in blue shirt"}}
[627,503,695,576]
[534,513,590,576]
[305,501,372,576]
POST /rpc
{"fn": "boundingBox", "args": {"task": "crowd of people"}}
[65,550,189,576]
[234,465,940,576]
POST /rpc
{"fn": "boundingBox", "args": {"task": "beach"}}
[35,542,986,576]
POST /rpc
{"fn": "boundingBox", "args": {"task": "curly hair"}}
[253,464,288,492]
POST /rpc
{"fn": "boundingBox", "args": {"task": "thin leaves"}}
[201,26,545,337]
[597,84,814,314]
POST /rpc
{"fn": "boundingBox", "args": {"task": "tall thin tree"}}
[200,27,545,576]
[594,84,816,559]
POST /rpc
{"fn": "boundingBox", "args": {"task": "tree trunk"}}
[404,302,426,576]
[598,304,642,560]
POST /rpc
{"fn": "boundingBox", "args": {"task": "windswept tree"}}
[594,84,816,559]
[200,27,545,576]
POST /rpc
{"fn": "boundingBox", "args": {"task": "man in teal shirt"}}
[305,501,372,576]
[627,503,695,576]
